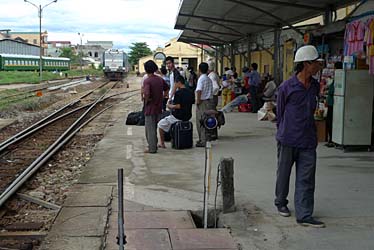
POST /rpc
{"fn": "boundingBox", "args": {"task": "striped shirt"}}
[196,74,213,100]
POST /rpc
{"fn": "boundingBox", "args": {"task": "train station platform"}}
[40,78,374,250]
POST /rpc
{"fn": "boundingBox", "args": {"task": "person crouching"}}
[157,75,194,148]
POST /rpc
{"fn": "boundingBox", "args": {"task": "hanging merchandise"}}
[344,20,365,56]
[364,17,374,74]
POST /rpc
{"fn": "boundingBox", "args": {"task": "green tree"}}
[59,47,79,64]
[128,42,152,66]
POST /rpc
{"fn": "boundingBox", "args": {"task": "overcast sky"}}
[0,0,182,51]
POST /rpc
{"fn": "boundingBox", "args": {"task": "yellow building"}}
[137,38,211,73]
[8,31,48,55]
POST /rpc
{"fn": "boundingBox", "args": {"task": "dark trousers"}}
[326,105,333,143]
[275,142,317,221]
[213,95,219,109]
[145,114,161,153]
[249,85,258,113]
[162,98,168,112]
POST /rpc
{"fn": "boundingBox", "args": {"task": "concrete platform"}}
[63,185,113,207]
[40,236,102,250]
[49,207,108,237]
[169,229,237,250]
[42,76,374,249]
[109,211,196,230]
[105,229,172,250]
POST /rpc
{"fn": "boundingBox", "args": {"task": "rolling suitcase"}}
[171,121,193,149]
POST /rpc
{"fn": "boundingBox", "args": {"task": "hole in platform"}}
[190,209,223,229]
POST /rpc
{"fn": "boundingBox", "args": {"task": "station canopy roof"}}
[175,0,360,46]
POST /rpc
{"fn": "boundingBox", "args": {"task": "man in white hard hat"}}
[274,45,325,228]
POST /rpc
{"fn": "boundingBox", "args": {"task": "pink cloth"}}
[345,20,365,56]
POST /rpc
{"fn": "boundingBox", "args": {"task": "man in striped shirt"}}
[195,62,214,147]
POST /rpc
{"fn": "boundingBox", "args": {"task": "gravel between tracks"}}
[0,76,142,249]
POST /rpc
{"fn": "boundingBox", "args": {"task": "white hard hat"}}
[294,45,320,62]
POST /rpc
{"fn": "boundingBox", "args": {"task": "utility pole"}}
[24,0,58,83]
[78,32,84,73]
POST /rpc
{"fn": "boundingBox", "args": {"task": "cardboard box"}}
[357,58,369,70]
[315,120,327,142]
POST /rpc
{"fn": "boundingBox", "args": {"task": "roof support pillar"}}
[215,46,219,74]
[201,44,204,64]
[220,46,224,75]
[324,5,336,25]
[230,43,235,69]
[273,27,282,85]
[247,35,251,66]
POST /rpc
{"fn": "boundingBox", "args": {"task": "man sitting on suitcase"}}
[158,75,194,148]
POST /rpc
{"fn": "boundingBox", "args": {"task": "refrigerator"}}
[332,70,374,146]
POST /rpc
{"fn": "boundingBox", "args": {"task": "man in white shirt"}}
[207,60,220,109]
[165,56,181,100]
[195,62,214,147]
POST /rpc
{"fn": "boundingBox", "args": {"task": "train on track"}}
[0,53,70,71]
[102,49,129,81]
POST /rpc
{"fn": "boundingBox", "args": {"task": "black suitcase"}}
[171,121,193,149]
[164,131,172,142]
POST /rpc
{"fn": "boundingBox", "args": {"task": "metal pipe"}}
[203,141,212,229]
[39,5,42,83]
[117,168,126,249]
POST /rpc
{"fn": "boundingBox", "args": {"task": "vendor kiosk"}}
[332,69,374,147]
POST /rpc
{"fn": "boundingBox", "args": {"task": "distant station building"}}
[76,41,113,63]
[47,41,71,57]
[1,30,49,55]
[136,37,212,73]
[85,41,113,50]
[0,38,40,56]
[7,31,48,55]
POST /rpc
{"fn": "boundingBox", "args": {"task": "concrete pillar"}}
[273,27,281,85]
[215,46,218,73]
[247,35,251,66]
[201,44,204,64]
[230,43,235,69]
[220,157,235,213]
[220,46,224,76]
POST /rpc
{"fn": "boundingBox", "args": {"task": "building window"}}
[94,52,98,58]
[25,39,29,43]
[33,39,37,44]
[5,60,9,65]
[88,52,92,57]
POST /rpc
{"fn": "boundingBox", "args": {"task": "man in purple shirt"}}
[143,60,169,153]
[275,45,325,228]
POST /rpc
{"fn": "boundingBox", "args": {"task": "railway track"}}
[0,77,89,107]
[0,81,139,207]
[0,78,141,249]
